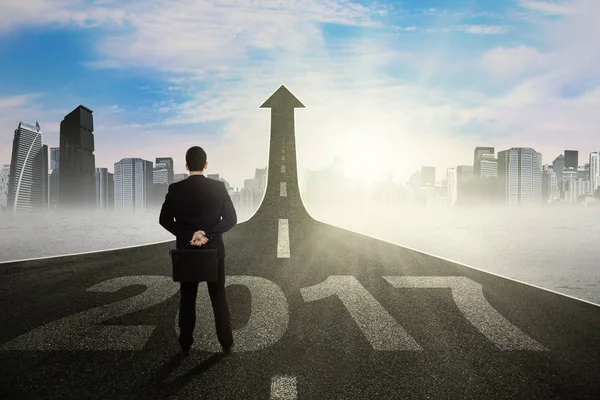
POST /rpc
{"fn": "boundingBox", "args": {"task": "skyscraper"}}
[153,161,170,207]
[48,147,60,208]
[244,177,260,190]
[207,173,232,190]
[455,165,474,204]
[114,158,153,212]
[220,178,231,190]
[153,163,170,185]
[551,154,565,192]
[474,147,494,177]
[48,168,56,208]
[577,164,589,180]
[542,165,560,203]
[155,157,174,184]
[173,173,187,182]
[41,144,48,208]
[562,178,592,202]
[59,105,96,210]
[564,150,578,170]
[95,167,114,209]
[255,167,267,192]
[497,147,542,205]
[0,164,10,212]
[421,166,435,186]
[50,147,60,169]
[589,152,600,193]
[7,122,47,213]
[479,153,498,178]
[456,165,473,183]
[446,168,457,206]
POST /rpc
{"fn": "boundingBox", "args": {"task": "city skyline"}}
[0,108,273,213]
[1,1,599,188]
[1,107,599,200]
[3,113,599,214]
[2,114,600,188]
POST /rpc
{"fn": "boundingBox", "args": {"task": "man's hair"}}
[186,146,207,171]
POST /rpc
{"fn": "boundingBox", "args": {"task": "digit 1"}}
[300,276,421,351]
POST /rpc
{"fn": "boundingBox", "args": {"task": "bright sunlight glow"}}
[335,134,395,182]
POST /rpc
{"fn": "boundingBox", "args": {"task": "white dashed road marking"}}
[280,182,287,197]
[281,165,286,173]
[277,219,290,258]
[271,376,297,399]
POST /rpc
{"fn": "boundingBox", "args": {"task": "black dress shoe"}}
[222,343,234,355]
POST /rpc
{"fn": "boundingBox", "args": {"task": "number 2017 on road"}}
[0,275,547,352]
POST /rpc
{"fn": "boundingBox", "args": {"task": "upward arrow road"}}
[255,85,307,224]
[0,85,599,399]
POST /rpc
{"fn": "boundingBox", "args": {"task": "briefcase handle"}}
[168,240,210,257]
[168,242,206,254]
[184,242,207,248]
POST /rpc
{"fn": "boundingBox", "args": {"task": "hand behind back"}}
[190,230,209,246]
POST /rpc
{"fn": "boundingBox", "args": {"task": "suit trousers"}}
[178,256,233,349]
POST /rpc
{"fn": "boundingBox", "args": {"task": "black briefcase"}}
[169,243,219,283]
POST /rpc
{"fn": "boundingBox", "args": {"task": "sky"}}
[0,0,599,188]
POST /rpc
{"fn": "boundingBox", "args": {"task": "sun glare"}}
[335,134,393,182]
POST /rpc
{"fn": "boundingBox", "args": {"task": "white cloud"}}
[0,0,127,32]
[394,26,417,31]
[520,0,574,15]
[480,45,549,79]
[394,24,507,34]
[455,25,508,34]
[0,93,41,109]
[1,0,600,188]
[539,1,600,81]
[483,1,600,83]
[107,104,122,112]
[85,0,388,74]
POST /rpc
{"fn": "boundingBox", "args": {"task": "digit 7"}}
[383,276,547,351]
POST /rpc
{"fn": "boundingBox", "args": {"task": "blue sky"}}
[0,0,598,187]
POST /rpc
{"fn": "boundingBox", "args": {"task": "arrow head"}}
[260,85,305,109]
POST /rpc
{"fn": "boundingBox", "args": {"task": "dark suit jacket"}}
[159,174,237,257]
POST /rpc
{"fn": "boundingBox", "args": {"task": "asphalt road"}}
[1,86,600,399]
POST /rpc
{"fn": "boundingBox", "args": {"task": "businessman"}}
[159,146,237,357]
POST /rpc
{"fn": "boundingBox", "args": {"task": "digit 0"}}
[175,276,290,352]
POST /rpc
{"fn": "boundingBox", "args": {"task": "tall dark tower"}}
[58,105,96,210]
[564,150,578,170]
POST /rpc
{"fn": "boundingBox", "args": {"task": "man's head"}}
[185,146,208,172]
